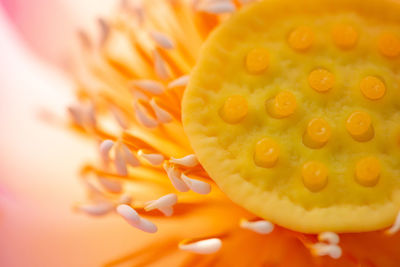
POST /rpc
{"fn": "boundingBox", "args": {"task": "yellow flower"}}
[68,0,400,266]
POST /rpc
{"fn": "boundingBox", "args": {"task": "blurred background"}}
[0,0,159,266]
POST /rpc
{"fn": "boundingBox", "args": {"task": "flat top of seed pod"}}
[182,0,400,233]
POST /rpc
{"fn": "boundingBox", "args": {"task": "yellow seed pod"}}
[183,0,400,233]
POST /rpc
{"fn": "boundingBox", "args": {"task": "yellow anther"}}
[378,33,400,58]
[254,138,280,168]
[245,48,269,74]
[303,118,331,149]
[360,76,386,100]
[346,111,374,142]
[308,69,335,93]
[220,95,248,124]
[355,157,381,187]
[266,91,297,118]
[302,161,328,192]
[288,26,314,52]
[331,24,358,49]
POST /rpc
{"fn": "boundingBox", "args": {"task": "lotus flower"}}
[1,0,400,266]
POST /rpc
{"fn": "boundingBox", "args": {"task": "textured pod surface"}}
[183,0,400,233]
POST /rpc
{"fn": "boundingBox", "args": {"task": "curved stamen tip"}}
[150,31,175,50]
[138,150,165,166]
[318,232,339,245]
[144,193,178,212]
[179,238,222,254]
[117,204,158,233]
[163,163,190,192]
[240,218,274,234]
[181,173,211,195]
[168,75,190,89]
[385,210,400,235]
[170,154,199,167]
[76,202,114,216]
[311,243,342,259]
[99,140,114,163]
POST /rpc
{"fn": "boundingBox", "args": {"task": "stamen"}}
[121,144,140,167]
[100,140,114,164]
[170,154,199,167]
[77,30,92,50]
[98,176,123,194]
[144,193,178,211]
[385,210,400,235]
[131,80,165,95]
[181,174,211,195]
[77,202,114,216]
[179,238,222,254]
[116,204,140,225]
[158,206,173,216]
[150,31,175,50]
[197,1,236,14]
[311,243,342,259]
[168,75,190,89]
[133,91,150,101]
[240,219,274,234]
[138,150,165,165]
[150,98,173,123]
[133,101,159,128]
[153,50,170,80]
[318,232,339,245]
[97,18,110,46]
[110,106,128,129]
[135,217,158,233]
[163,163,190,192]
[114,145,128,176]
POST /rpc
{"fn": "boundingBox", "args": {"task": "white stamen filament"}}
[181,174,211,195]
[98,176,123,194]
[318,232,340,245]
[312,243,342,259]
[240,219,274,234]
[179,238,222,254]
[170,154,199,167]
[138,150,165,166]
[117,204,140,225]
[135,217,158,233]
[131,80,164,95]
[168,75,190,89]
[133,101,159,128]
[150,31,175,49]
[145,193,178,211]
[133,91,150,101]
[159,206,173,216]
[110,106,128,129]
[99,140,114,164]
[97,18,110,46]
[197,1,236,14]
[153,50,170,80]
[385,211,400,235]
[77,202,114,216]
[114,145,128,176]
[163,164,190,192]
[150,98,173,123]
[121,144,140,167]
